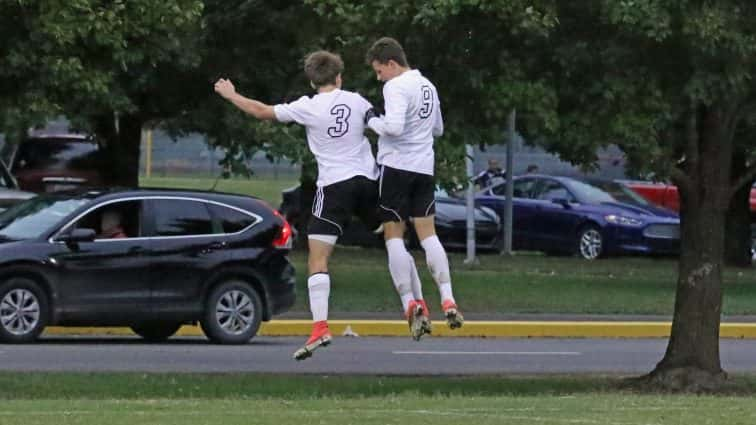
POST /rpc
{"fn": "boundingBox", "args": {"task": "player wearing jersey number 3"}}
[214,51,380,360]
[365,37,463,340]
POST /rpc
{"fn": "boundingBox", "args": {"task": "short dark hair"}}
[304,51,344,88]
[365,37,408,67]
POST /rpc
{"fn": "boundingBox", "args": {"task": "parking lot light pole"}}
[464,144,477,265]
[502,109,516,255]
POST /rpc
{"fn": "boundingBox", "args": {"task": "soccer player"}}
[215,51,380,360]
[365,37,463,340]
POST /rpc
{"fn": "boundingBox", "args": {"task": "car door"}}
[531,179,582,249]
[50,199,153,321]
[144,198,231,316]
[477,178,539,249]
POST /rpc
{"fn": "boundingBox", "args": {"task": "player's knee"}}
[307,256,329,275]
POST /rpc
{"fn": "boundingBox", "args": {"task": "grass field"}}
[139,176,297,206]
[139,176,756,316]
[2,373,756,425]
[287,247,756,316]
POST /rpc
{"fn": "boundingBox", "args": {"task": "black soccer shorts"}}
[378,165,436,222]
[308,175,380,236]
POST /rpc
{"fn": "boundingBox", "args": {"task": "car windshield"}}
[588,181,651,206]
[564,180,617,204]
[0,196,89,240]
[13,138,100,172]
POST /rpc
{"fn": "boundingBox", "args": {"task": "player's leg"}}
[411,178,463,330]
[378,166,430,340]
[293,236,336,361]
[293,183,347,360]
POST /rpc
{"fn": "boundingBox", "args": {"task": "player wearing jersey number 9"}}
[365,37,463,340]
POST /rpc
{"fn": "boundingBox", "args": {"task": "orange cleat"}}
[293,321,332,361]
[405,300,432,341]
[442,299,464,330]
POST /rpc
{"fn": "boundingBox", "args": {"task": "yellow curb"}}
[44,321,756,339]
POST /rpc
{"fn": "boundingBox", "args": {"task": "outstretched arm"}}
[214,78,276,121]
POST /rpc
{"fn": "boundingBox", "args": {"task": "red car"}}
[7,133,105,193]
[623,181,756,215]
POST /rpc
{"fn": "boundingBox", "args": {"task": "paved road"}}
[2,336,756,374]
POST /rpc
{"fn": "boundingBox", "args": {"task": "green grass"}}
[139,177,756,316]
[287,248,756,316]
[2,373,756,425]
[139,176,297,206]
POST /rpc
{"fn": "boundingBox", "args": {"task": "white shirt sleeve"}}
[273,96,313,125]
[368,83,407,137]
[432,100,444,137]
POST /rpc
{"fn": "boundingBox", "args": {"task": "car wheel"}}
[201,280,262,345]
[130,322,183,342]
[0,277,48,343]
[576,225,604,260]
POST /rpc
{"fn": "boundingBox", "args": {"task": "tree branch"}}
[731,161,756,197]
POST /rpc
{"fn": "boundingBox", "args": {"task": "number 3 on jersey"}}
[418,85,433,119]
[328,104,352,137]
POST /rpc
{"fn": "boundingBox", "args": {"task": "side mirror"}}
[57,228,96,244]
[552,198,571,209]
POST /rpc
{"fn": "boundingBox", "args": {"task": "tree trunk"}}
[725,149,752,267]
[94,112,144,187]
[639,107,733,392]
[725,182,752,267]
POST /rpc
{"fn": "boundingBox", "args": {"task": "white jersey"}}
[274,89,379,187]
[368,69,443,176]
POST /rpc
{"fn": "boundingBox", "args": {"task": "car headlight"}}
[604,214,643,226]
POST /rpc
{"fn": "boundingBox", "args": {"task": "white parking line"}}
[393,351,582,356]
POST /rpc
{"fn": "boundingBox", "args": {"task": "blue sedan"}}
[476,175,680,259]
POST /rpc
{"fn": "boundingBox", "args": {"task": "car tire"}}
[0,277,49,343]
[130,322,183,342]
[576,224,604,260]
[201,279,263,345]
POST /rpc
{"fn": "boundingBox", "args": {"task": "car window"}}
[493,178,537,198]
[534,180,574,202]
[592,181,650,206]
[208,204,256,234]
[152,199,214,237]
[565,180,616,204]
[71,200,142,240]
[0,196,89,240]
[13,138,100,172]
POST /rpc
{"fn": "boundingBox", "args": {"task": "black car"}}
[0,189,295,344]
[279,185,501,251]
[0,159,35,212]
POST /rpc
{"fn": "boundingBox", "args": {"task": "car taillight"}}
[272,210,292,249]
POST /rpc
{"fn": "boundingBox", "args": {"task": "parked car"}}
[476,175,680,260]
[0,159,35,212]
[279,185,501,251]
[0,188,295,343]
[624,180,756,258]
[6,133,105,193]
[624,180,756,216]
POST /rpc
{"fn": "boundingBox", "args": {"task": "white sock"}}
[307,273,330,322]
[408,255,424,301]
[386,238,415,312]
[420,235,455,304]
[438,283,454,302]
